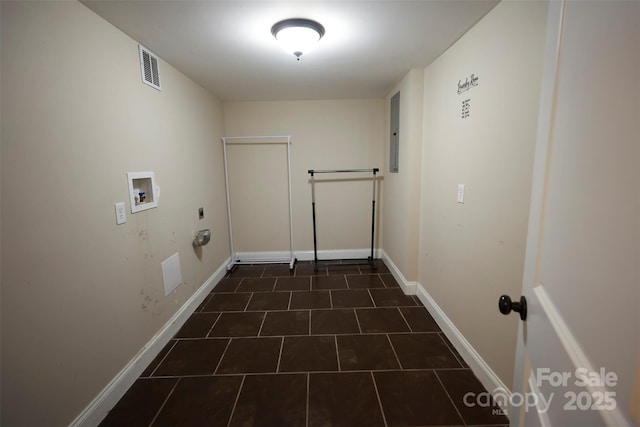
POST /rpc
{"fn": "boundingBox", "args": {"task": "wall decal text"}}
[457,74,479,94]
[462,99,471,119]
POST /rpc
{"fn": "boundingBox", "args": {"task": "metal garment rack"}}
[307,168,379,271]
[222,135,296,271]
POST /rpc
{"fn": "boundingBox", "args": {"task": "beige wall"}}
[1,2,229,425]
[419,0,548,386]
[223,100,384,256]
[382,68,424,281]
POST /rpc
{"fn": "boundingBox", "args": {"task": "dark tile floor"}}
[101,260,508,427]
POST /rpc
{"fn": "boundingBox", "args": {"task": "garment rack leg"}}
[310,171,320,271]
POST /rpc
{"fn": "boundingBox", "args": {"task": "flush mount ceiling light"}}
[271,18,325,60]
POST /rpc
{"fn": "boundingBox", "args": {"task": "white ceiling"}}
[82,0,499,102]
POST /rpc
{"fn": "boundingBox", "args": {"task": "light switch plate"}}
[115,202,127,225]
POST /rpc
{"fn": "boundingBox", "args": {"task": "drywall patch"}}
[161,252,182,296]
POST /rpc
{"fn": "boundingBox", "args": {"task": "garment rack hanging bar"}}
[222,135,292,143]
[308,168,379,174]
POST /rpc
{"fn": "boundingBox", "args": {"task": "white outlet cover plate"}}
[115,202,127,225]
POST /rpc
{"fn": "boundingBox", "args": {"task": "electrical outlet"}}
[115,202,127,225]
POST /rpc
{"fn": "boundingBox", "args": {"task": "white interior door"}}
[509,1,640,426]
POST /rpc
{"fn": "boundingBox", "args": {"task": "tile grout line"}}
[275,336,285,373]
[256,311,268,337]
[306,372,310,427]
[226,375,246,427]
[212,338,233,375]
[433,370,468,426]
[144,367,471,378]
[175,331,433,340]
[243,292,253,312]
[334,335,342,371]
[370,371,389,427]
[385,334,404,370]
[341,274,348,290]
[146,340,178,377]
[353,308,363,334]
[438,332,466,368]
[367,288,376,308]
[230,277,240,292]
[196,295,210,312]
[148,376,181,427]
[396,307,413,333]
[205,312,223,338]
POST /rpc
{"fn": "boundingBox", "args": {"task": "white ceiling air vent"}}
[138,44,161,91]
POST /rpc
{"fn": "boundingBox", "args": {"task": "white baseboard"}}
[71,257,231,427]
[379,250,417,295]
[232,249,381,263]
[415,284,511,414]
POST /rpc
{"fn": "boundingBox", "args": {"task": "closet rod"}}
[308,168,379,174]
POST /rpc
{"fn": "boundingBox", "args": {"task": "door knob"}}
[498,295,527,321]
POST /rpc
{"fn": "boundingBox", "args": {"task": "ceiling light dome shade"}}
[271,18,325,59]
